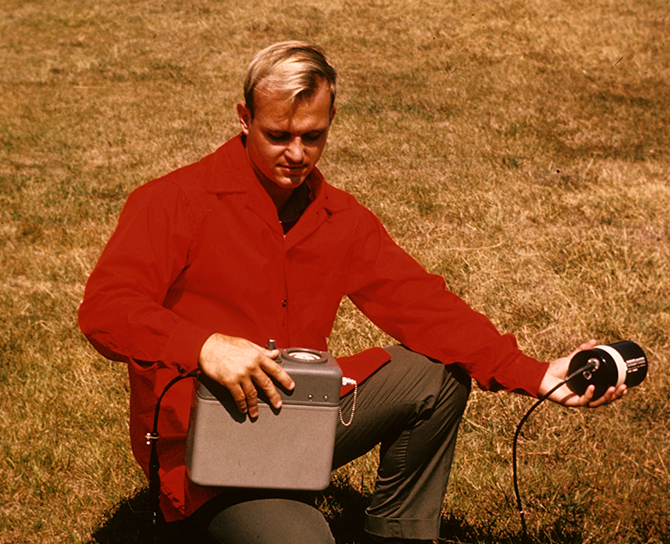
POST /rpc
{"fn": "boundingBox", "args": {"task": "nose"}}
[285,137,305,163]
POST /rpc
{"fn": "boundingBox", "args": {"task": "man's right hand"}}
[198,333,295,418]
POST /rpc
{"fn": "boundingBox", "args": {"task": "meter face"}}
[284,349,326,364]
[290,351,321,361]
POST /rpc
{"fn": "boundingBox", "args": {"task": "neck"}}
[257,172,295,211]
[245,151,295,211]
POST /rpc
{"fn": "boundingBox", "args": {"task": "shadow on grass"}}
[88,484,371,544]
[89,488,210,544]
[89,485,584,544]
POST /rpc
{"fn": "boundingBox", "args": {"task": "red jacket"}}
[79,134,549,521]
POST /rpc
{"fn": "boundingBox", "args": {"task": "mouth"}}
[279,164,306,176]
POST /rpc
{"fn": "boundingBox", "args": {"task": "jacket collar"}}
[206,134,257,195]
[205,134,350,217]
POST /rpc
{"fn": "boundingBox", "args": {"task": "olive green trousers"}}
[185,345,471,543]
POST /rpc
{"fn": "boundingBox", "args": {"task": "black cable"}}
[512,361,597,542]
[146,370,199,526]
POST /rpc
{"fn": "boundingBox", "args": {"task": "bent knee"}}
[443,364,471,413]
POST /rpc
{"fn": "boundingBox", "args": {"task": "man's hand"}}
[198,333,295,418]
[538,339,628,407]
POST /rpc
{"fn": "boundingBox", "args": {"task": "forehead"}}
[252,82,333,132]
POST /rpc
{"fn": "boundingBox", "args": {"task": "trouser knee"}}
[383,344,471,419]
[441,363,471,416]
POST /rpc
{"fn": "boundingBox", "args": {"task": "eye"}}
[267,132,290,143]
[302,131,324,144]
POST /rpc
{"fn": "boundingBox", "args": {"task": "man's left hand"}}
[538,339,628,407]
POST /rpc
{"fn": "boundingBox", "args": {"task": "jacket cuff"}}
[495,353,550,397]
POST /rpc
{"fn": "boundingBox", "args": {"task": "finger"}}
[551,381,594,406]
[577,384,596,406]
[244,339,279,360]
[583,385,615,408]
[547,339,599,385]
[252,369,284,410]
[261,358,295,391]
[580,338,598,350]
[568,339,598,359]
[588,385,628,408]
[241,380,260,418]
[262,347,281,360]
[229,384,248,415]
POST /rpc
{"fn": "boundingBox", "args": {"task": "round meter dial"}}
[283,348,327,364]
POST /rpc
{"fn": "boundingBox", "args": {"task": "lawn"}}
[1,0,669,542]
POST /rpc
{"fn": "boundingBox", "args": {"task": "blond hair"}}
[244,41,337,117]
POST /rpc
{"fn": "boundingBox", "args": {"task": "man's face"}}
[237,80,335,191]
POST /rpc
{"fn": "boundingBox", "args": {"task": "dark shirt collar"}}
[278,182,312,234]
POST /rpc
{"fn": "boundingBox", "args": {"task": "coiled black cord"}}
[512,361,597,542]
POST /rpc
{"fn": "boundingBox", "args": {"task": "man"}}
[79,41,625,543]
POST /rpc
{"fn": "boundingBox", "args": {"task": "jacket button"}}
[282,300,288,307]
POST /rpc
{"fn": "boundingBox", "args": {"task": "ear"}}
[329,104,337,124]
[236,102,252,135]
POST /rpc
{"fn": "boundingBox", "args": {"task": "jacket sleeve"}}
[78,180,215,374]
[344,207,549,397]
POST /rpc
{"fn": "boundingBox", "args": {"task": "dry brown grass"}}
[1,0,669,542]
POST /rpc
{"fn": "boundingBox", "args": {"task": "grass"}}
[1,0,669,542]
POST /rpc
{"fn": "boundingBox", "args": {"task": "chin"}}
[276,176,306,189]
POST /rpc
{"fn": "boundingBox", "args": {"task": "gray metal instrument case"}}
[185,348,343,490]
